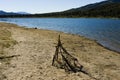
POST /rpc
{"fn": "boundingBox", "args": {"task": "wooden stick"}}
[0,55,20,60]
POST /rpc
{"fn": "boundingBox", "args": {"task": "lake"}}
[0,18,120,53]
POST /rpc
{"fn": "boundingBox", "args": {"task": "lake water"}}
[0,18,120,53]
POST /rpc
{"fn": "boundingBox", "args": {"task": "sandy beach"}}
[0,22,120,80]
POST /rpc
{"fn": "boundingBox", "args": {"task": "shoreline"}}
[0,22,120,80]
[96,41,120,54]
[1,21,120,54]
[0,16,120,19]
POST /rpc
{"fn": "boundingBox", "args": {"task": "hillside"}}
[62,0,120,18]
[0,0,120,18]
[29,0,120,18]
[65,0,120,12]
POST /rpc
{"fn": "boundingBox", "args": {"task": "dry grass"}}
[0,29,17,55]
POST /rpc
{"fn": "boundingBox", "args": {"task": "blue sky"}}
[0,0,105,14]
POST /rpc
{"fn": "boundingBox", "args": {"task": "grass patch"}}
[0,29,17,55]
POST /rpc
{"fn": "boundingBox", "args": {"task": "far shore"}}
[0,16,120,20]
[0,22,120,80]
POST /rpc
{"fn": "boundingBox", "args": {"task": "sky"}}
[0,0,105,14]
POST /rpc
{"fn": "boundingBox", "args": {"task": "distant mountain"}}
[0,10,18,15]
[0,10,8,15]
[0,10,29,15]
[16,12,30,14]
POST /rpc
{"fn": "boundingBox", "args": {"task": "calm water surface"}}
[0,18,120,53]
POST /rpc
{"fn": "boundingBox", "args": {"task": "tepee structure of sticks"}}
[52,35,83,73]
[52,35,98,80]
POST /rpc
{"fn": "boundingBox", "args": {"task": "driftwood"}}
[0,55,20,60]
[52,35,83,73]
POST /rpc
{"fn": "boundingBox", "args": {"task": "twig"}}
[0,55,20,60]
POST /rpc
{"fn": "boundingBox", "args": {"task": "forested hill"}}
[0,0,120,18]
[62,0,120,18]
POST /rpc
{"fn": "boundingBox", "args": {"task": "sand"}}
[0,22,120,80]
